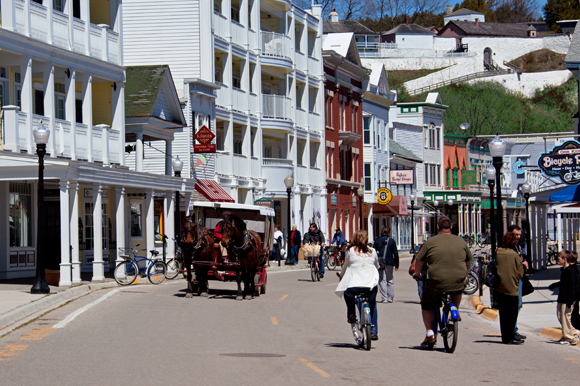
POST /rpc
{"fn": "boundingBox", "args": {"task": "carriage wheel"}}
[260,271,267,294]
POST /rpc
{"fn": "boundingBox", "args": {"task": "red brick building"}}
[322,33,368,241]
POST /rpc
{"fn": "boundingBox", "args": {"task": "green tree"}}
[543,0,580,32]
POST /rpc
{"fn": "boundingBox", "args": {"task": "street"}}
[2,267,580,385]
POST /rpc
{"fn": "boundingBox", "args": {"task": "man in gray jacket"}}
[373,226,399,303]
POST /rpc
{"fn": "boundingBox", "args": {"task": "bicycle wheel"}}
[310,259,317,282]
[463,271,479,295]
[443,307,458,353]
[351,300,364,347]
[327,253,337,270]
[147,261,167,284]
[165,258,181,280]
[316,258,321,281]
[114,261,138,286]
[362,305,372,351]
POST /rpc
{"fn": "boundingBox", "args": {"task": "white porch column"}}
[165,140,172,176]
[146,190,155,255]
[59,180,72,286]
[115,82,126,166]
[65,69,79,160]
[92,184,105,281]
[42,63,55,156]
[557,212,563,252]
[184,191,193,217]
[21,56,33,154]
[477,204,482,236]
[82,0,90,55]
[136,132,144,172]
[166,192,175,258]
[320,189,328,238]
[81,74,93,158]
[458,203,464,235]
[70,182,81,283]
[115,186,126,266]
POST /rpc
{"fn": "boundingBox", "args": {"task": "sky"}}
[450,1,549,17]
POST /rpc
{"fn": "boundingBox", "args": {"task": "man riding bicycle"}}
[413,217,472,346]
[303,223,325,279]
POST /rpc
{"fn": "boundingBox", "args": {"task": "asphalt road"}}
[2,268,580,385]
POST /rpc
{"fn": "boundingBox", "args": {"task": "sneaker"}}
[420,335,436,346]
[347,314,357,324]
[319,274,324,279]
[387,299,394,303]
[371,334,379,341]
[559,339,571,345]
[514,332,527,340]
[505,339,525,345]
[572,335,580,346]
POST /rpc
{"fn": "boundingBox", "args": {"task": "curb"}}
[0,281,118,332]
[470,295,499,321]
[539,327,563,341]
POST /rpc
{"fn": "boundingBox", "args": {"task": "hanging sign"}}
[194,125,216,153]
[513,160,526,175]
[538,140,580,185]
[377,187,392,205]
[390,170,414,185]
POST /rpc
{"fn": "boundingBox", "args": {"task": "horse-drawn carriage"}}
[182,201,275,300]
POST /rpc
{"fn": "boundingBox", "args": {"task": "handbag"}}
[521,275,535,296]
[484,260,501,289]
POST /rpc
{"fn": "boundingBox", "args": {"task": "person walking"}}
[336,229,380,341]
[288,225,301,265]
[303,223,325,278]
[549,250,580,345]
[373,226,399,303]
[507,224,526,340]
[272,225,284,263]
[496,231,528,345]
[413,217,472,347]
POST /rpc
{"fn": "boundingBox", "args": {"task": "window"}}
[76,99,83,123]
[264,145,272,158]
[424,124,440,149]
[231,6,240,23]
[73,0,81,18]
[9,183,32,247]
[34,89,45,116]
[234,139,242,154]
[364,163,371,190]
[130,201,143,238]
[216,125,225,151]
[326,93,333,127]
[53,0,65,12]
[0,68,8,108]
[363,116,371,144]
[85,202,109,250]
[310,142,319,168]
[232,75,241,89]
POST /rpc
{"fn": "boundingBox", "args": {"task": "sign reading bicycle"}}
[538,140,580,185]
[377,188,392,205]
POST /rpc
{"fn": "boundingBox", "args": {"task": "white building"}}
[0,1,192,284]
[443,8,485,25]
[122,0,327,238]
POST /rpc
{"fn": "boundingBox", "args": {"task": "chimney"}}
[329,8,339,23]
[475,18,479,26]
[405,16,409,25]
[446,5,453,15]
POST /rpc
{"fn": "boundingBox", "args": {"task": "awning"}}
[194,179,235,203]
[550,184,580,202]
[372,196,409,217]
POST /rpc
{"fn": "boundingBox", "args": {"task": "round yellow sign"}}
[377,188,392,205]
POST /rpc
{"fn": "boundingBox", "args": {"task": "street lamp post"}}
[433,199,439,236]
[409,194,416,253]
[522,183,532,268]
[485,166,496,298]
[284,175,294,267]
[31,122,51,294]
[173,156,183,251]
[489,135,507,244]
[357,186,364,230]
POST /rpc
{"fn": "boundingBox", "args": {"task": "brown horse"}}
[221,214,264,300]
[181,217,214,298]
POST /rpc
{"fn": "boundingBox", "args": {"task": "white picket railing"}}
[261,31,292,59]
[231,20,247,47]
[232,88,248,112]
[213,11,228,39]
[73,18,87,53]
[262,94,291,120]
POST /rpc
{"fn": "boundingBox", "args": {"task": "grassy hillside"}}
[506,49,567,73]
[387,68,446,90]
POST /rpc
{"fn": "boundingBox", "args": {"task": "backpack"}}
[379,237,393,268]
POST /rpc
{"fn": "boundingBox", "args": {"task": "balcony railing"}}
[308,56,320,77]
[261,31,292,59]
[232,88,248,112]
[263,158,293,167]
[6,1,121,65]
[263,94,291,120]
[2,108,121,164]
[213,11,228,40]
[231,20,247,47]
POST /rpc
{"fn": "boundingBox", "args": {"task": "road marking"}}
[53,289,121,329]
[299,358,331,378]
[20,328,55,340]
[271,317,279,325]
[564,358,580,365]
[0,345,29,361]
[279,295,288,301]
[470,327,500,336]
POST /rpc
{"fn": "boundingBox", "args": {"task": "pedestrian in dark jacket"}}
[303,223,325,278]
[288,225,301,265]
[549,250,580,345]
[373,226,399,303]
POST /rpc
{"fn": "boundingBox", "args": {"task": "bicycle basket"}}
[118,248,133,259]
[303,243,321,258]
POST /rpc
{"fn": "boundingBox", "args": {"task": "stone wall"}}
[466,70,573,98]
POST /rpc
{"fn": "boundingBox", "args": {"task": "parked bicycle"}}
[477,233,491,247]
[462,234,475,247]
[165,237,184,280]
[115,245,167,286]
[546,243,558,266]
[430,293,460,353]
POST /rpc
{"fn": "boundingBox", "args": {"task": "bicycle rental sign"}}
[538,140,580,185]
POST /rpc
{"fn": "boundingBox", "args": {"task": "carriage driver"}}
[214,215,230,263]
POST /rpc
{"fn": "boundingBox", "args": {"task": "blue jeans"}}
[272,244,280,261]
[319,248,325,275]
[291,245,299,264]
[371,302,378,335]
[515,279,523,333]
[344,286,378,332]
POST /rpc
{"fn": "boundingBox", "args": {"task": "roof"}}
[322,32,362,66]
[390,139,422,162]
[323,19,376,34]
[440,20,533,38]
[518,22,552,33]
[448,8,484,17]
[566,23,580,65]
[194,179,235,203]
[125,65,186,125]
[383,23,434,35]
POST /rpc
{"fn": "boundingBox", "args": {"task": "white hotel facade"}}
[123,0,327,237]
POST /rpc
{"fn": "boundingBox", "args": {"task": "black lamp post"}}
[357,186,364,230]
[284,175,294,267]
[409,194,416,253]
[31,122,50,294]
[522,183,532,268]
[489,135,507,244]
[433,199,439,236]
[173,156,183,249]
[485,166,496,298]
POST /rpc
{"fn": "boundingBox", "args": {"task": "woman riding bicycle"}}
[336,230,380,340]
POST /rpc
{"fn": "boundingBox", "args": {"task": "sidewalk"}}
[469,264,568,341]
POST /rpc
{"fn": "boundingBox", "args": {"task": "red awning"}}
[194,179,235,203]
[372,196,409,217]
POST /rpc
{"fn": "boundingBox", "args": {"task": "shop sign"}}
[390,169,414,185]
[538,140,580,185]
[377,187,392,205]
[461,170,477,185]
[194,125,216,153]
[254,197,274,209]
